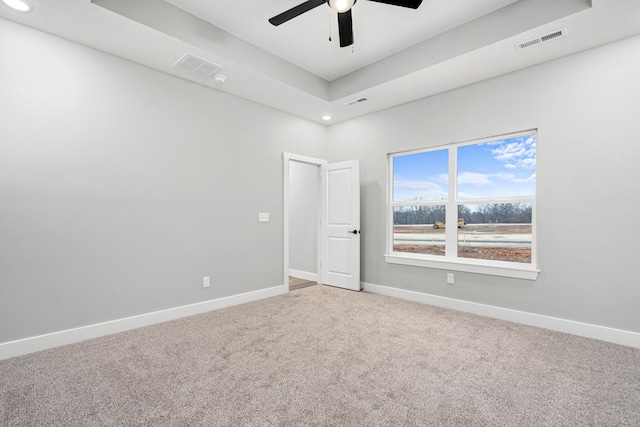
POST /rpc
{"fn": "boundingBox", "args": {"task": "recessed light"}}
[2,0,32,12]
[213,74,227,83]
[322,115,332,121]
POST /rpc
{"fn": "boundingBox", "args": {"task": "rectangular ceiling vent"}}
[345,96,369,107]
[173,53,222,78]
[517,28,566,50]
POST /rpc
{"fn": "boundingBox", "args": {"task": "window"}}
[385,131,538,280]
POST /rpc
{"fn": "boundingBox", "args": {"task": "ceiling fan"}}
[268,0,423,48]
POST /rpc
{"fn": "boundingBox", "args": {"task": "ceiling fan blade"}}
[269,0,327,26]
[366,0,422,9]
[337,9,354,47]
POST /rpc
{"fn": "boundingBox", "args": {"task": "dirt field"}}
[393,223,531,235]
[393,223,531,263]
[395,244,531,263]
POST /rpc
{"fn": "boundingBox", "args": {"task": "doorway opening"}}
[283,153,326,291]
[283,153,361,292]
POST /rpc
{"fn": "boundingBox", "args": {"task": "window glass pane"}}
[393,149,448,202]
[393,206,446,256]
[458,134,536,199]
[458,203,532,263]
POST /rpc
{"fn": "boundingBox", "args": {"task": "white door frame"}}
[283,153,327,289]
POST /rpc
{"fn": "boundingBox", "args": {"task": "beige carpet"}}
[2,285,640,426]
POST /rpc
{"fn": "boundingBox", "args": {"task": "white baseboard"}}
[6,282,637,360]
[288,269,317,282]
[362,282,640,349]
[0,285,287,360]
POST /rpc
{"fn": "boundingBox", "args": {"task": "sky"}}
[393,134,536,201]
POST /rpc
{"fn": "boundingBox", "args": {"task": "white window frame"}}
[384,130,539,280]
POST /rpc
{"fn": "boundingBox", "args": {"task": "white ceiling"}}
[164,0,521,81]
[2,0,640,124]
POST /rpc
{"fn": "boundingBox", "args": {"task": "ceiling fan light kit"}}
[329,0,356,13]
[2,0,32,12]
[269,0,422,48]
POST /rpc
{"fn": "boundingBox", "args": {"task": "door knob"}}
[350,229,360,234]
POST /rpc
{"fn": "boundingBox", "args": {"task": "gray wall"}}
[328,35,640,333]
[289,161,318,275]
[0,19,328,343]
[2,16,640,345]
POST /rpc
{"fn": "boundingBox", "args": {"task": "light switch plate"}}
[258,212,270,222]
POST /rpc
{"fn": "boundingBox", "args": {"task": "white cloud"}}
[395,180,441,191]
[494,172,516,180]
[492,143,526,161]
[512,173,536,183]
[519,158,536,169]
[458,172,494,186]
[458,171,520,186]
[490,136,536,170]
[394,180,446,200]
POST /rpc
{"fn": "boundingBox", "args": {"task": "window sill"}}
[384,253,539,280]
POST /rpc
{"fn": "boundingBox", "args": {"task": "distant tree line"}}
[394,203,532,225]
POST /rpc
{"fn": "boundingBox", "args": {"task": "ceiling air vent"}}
[345,96,369,107]
[517,28,566,50]
[173,53,222,78]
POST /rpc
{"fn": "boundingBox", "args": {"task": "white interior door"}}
[321,160,360,291]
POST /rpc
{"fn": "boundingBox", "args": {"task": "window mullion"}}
[387,154,394,255]
[445,148,457,257]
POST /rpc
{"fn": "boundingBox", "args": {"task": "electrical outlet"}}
[447,273,455,284]
[203,276,210,288]
[258,212,270,222]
